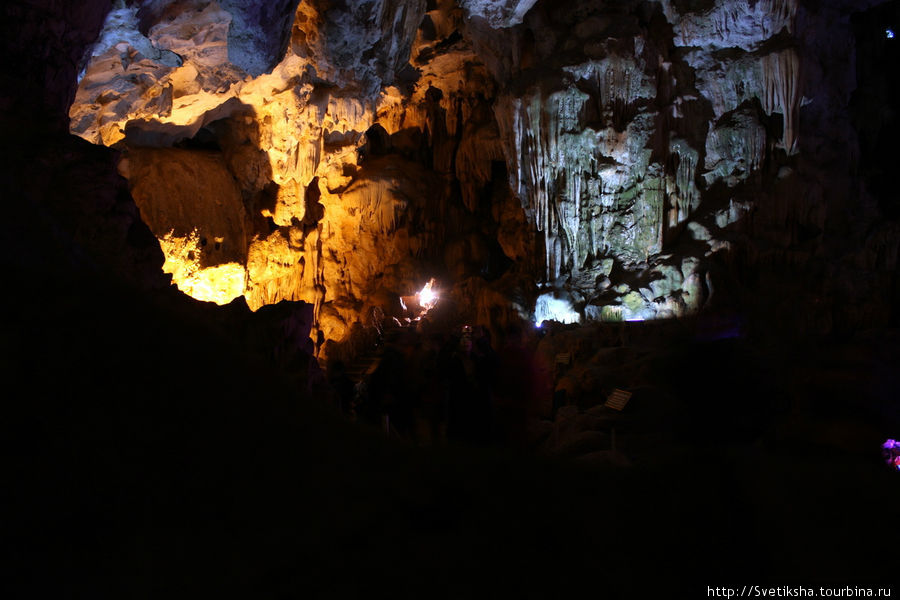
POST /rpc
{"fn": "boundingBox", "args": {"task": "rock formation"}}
[65,0,900,353]
[4,1,900,596]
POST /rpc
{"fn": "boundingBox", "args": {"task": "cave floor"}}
[7,274,899,597]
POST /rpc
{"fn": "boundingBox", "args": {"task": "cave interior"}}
[3,0,900,595]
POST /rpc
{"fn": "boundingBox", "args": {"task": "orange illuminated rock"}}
[68,0,835,350]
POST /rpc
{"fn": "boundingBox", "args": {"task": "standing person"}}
[472,327,499,444]
[446,328,477,443]
[412,334,443,445]
[327,360,355,413]
[494,323,551,450]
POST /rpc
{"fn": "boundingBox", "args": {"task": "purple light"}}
[882,439,900,471]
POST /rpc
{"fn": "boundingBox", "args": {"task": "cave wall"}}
[7,3,900,596]
[0,1,322,390]
[58,0,900,350]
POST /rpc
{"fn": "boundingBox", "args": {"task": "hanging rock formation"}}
[66,0,900,350]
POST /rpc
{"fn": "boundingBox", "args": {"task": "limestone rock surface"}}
[65,0,900,349]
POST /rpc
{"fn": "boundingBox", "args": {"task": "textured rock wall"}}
[65,0,900,350]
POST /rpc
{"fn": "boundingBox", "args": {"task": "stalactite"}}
[666,138,700,227]
[703,107,766,186]
[762,0,798,34]
[496,59,664,278]
[761,48,801,154]
[673,0,797,49]
[747,126,763,173]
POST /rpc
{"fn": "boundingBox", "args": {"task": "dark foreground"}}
[5,264,899,599]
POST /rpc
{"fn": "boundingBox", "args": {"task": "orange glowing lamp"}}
[417,279,437,311]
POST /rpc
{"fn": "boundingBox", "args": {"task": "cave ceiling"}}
[67,0,896,350]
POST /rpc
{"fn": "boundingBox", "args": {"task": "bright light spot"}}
[158,229,245,305]
[534,293,580,326]
[417,279,438,312]
[626,317,645,322]
[887,29,895,39]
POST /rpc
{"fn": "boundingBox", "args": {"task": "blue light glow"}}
[887,29,895,39]
[534,293,580,326]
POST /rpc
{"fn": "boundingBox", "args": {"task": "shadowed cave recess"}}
[4,0,900,595]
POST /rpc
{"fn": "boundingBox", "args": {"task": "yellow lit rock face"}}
[158,230,246,305]
[244,227,309,310]
[124,147,251,305]
[71,0,452,354]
